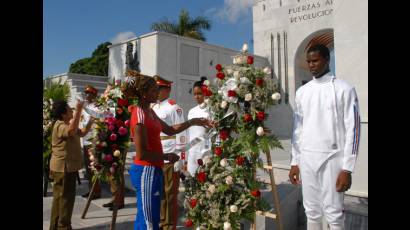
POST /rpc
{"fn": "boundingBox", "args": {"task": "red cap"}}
[153,75,173,87]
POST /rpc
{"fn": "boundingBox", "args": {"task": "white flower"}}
[220,101,228,109]
[203,80,210,86]
[256,127,265,136]
[226,68,234,75]
[240,77,252,84]
[230,205,238,213]
[204,99,210,104]
[225,175,233,185]
[208,184,216,194]
[89,155,94,162]
[263,67,272,75]
[113,150,121,157]
[271,92,281,101]
[203,155,212,165]
[218,89,223,95]
[101,142,107,147]
[242,43,249,52]
[220,158,228,167]
[179,186,186,192]
[233,71,240,80]
[223,222,232,230]
[90,161,95,167]
[245,93,253,101]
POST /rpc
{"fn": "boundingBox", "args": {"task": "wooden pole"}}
[265,152,284,230]
[81,179,97,219]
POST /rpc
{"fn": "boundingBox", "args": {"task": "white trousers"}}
[300,151,345,230]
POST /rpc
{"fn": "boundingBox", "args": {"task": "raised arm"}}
[152,110,212,136]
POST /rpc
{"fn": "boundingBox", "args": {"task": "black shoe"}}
[109,204,124,211]
[102,202,113,208]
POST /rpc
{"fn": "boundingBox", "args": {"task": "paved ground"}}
[43,139,367,230]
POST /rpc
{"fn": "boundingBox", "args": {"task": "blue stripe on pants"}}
[129,164,163,230]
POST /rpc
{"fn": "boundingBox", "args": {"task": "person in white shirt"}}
[289,44,361,230]
[79,86,101,199]
[151,75,187,230]
[186,77,211,176]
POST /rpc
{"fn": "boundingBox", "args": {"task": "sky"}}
[43,0,255,78]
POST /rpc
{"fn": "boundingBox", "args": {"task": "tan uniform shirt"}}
[50,120,83,172]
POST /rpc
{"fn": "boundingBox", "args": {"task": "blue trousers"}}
[129,164,163,230]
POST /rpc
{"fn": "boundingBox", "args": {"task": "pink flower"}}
[106,117,116,125]
[118,127,128,136]
[115,79,121,85]
[108,125,115,131]
[110,166,116,174]
[124,120,130,127]
[110,133,117,141]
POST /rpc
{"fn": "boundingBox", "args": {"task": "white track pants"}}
[300,151,345,230]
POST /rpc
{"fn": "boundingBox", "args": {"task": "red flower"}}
[257,111,265,121]
[215,64,223,72]
[251,190,261,198]
[190,199,197,208]
[111,144,119,150]
[228,90,236,97]
[184,219,193,227]
[197,172,207,183]
[247,56,254,64]
[201,86,212,97]
[116,107,123,115]
[115,120,124,127]
[96,143,104,150]
[256,79,264,86]
[214,146,222,156]
[118,98,129,107]
[94,164,102,171]
[236,156,245,166]
[243,114,253,122]
[197,159,203,166]
[217,72,225,80]
[219,129,229,140]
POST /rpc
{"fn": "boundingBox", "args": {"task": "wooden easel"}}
[252,151,284,230]
[81,179,119,230]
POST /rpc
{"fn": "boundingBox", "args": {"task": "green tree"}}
[151,9,211,41]
[69,41,112,76]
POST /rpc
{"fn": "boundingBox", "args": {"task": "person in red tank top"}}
[123,71,213,230]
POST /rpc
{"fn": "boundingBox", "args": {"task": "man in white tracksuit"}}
[289,44,361,230]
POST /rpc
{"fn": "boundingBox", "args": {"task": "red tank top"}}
[130,105,164,167]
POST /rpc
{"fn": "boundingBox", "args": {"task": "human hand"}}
[289,165,301,185]
[76,99,85,110]
[336,170,352,192]
[191,118,215,128]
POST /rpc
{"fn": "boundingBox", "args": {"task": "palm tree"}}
[151,9,211,41]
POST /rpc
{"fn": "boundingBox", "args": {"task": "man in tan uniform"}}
[49,99,94,230]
